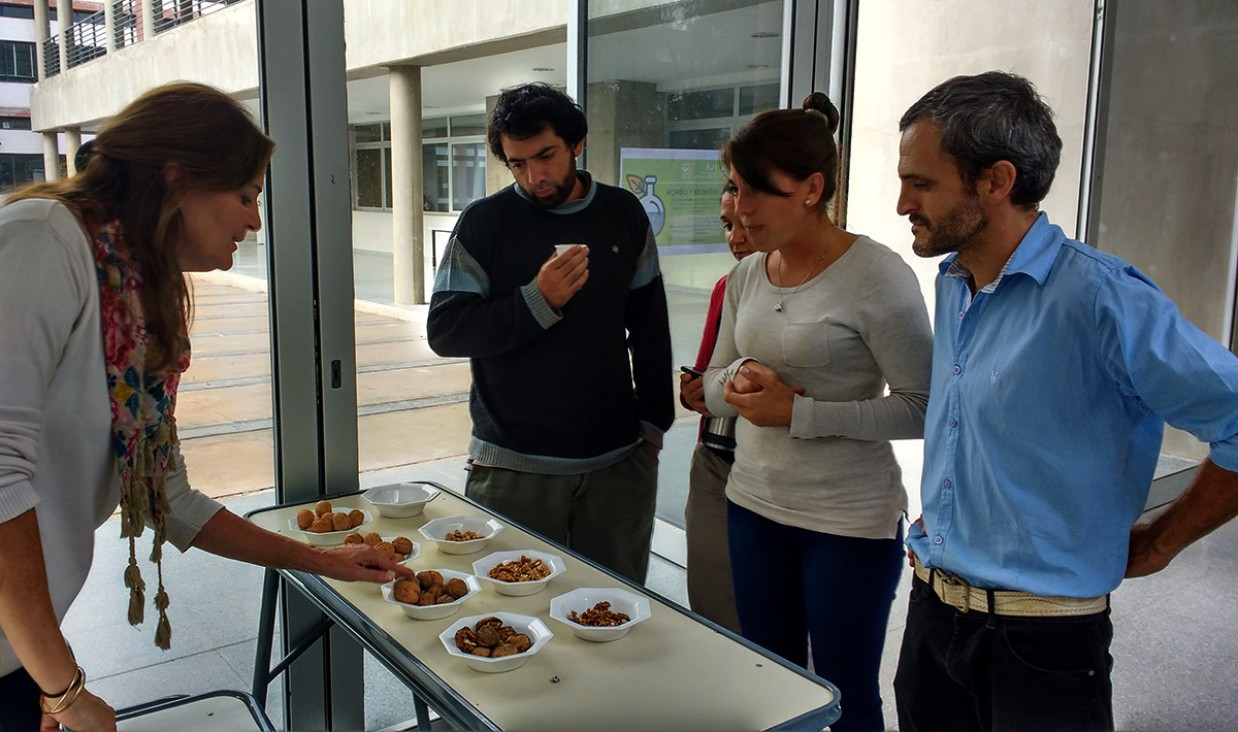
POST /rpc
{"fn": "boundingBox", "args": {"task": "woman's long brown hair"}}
[8,82,275,371]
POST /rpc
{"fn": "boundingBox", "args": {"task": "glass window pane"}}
[448,113,487,137]
[383,147,393,208]
[423,117,449,139]
[354,123,383,143]
[422,142,449,212]
[451,142,486,211]
[587,0,787,535]
[738,83,780,115]
[667,127,730,150]
[355,148,383,207]
[667,88,734,121]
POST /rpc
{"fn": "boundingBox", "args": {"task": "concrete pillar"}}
[33,0,49,79]
[104,0,116,52]
[140,0,155,40]
[42,132,60,182]
[56,2,68,72]
[389,65,425,305]
[64,127,82,176]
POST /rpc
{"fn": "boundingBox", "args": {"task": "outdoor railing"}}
[66,10,108,69]
[41,0,243,79]
[41,37,59,77]
[114,0,141,49]
[153,0,241,35]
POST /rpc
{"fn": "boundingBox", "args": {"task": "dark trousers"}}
[0,666,41,731]
[727,501,903,732]
[465,446,659,583]
[894,574,1115,732]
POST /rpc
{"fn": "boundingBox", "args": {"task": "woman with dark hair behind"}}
[0,82,410,731]
[703,93,932,731]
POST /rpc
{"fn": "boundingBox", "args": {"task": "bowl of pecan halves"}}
[471,550,566,597]
[438,613,553,672]
[549,587,652,641]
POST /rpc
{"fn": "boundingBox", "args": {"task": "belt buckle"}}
[937,572,972,613]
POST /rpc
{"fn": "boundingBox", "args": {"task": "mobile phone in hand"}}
[680,366,702,378]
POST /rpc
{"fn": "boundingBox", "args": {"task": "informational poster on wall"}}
[619,147,729,254]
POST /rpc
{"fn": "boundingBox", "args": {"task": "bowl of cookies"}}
[363,482,441,519]
[471,550,566,597]
[418,516,504,555]
[382,568,480,620]
[289,500,371,546]
[548,587,652,642]
[438,613,553,673]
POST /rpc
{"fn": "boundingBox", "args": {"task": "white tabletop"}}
[249,487,838,731]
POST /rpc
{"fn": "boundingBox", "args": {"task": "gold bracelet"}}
[40,664,86,716]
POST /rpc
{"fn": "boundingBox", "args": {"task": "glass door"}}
[582,0,792,562]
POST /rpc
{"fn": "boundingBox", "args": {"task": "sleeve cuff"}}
[161,458,225,552]
[0,480,39,525]
[1209,442,1238,474]
[520,280,562,330]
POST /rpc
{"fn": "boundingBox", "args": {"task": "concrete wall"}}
[31,0,260,129]
[30,0,568,130]
[343,0,566,69]
[846,0,1094,312]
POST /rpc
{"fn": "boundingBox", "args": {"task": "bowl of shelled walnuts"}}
[381,568,480,620]
[471,550,566,597]
[438,613,553,673]
[288,500,371,546]
[418,516,504,555]
[548,587,652,642]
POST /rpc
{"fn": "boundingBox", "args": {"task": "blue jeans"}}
[894,574,1114,731]
[727,501,903,732]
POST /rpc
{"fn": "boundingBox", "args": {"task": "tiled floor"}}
[58,251,1238,730]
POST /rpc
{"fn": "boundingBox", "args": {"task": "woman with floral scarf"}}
[0,82,411,731]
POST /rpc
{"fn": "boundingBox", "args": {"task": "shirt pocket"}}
[781,315,831,368]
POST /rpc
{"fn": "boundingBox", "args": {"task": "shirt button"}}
[952,364,962,375]
[943,479,953,489]
[948,418,958,428]
[933,535,944,545]
[958,311,965,319]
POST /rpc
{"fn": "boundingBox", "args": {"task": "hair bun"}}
[802,92,840,135]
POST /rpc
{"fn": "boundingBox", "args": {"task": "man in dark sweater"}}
[427,83,673,582]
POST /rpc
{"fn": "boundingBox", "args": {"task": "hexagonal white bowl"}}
[363,482,441,519]
[438,613,553,673]
[548,587,652,641]
[287,510,372,546]
[418,516,504,555]
[471,550,566,597]
[381,568,480,621]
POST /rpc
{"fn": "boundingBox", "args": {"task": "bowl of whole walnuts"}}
[381,568,480,621]
[438,613,553,672]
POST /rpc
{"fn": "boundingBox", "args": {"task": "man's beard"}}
[526,161,578,209]
[911,193,986,258]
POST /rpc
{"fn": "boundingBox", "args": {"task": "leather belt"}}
[913,559,1108,618]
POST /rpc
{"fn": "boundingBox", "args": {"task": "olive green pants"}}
[465,446,659,583]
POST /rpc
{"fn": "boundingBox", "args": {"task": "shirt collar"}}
[511,170,596,214]
[939,211,1062,289]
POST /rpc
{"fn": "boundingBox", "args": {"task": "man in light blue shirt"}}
[892,71,1238,732]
